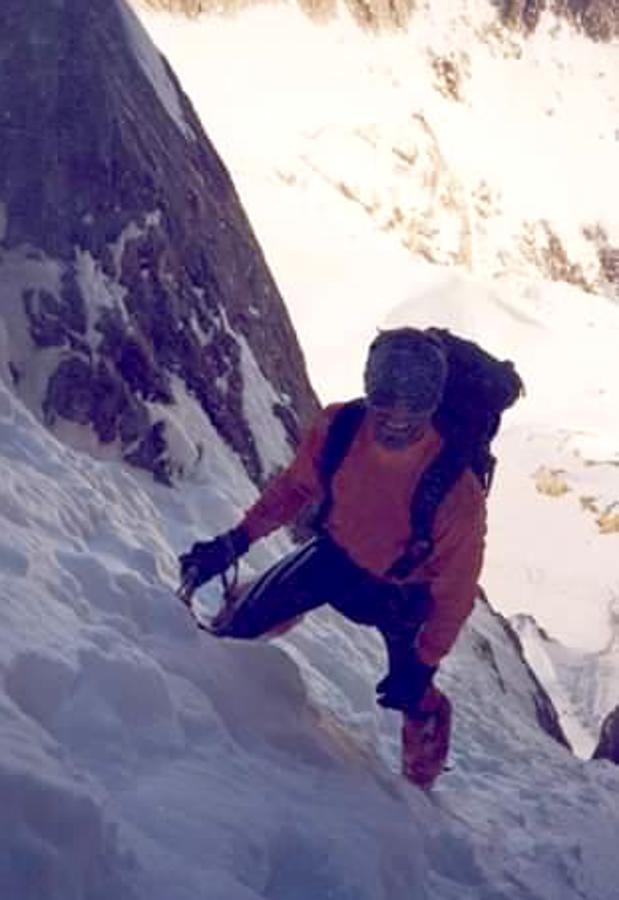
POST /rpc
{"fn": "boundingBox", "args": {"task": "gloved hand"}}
[375,655,436,715]
[178,525,250,591]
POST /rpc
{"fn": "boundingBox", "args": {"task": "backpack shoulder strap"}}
[314,399,367,531]
[314,399,478,579]
[385,328,522,579]
[386,444,469,580]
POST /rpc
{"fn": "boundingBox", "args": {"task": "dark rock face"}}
[593,706,619,763]
[476,592,570,748]
[0,0,318,485]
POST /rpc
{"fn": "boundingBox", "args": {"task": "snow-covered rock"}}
[513,610,619,758]
[0,0,317,486]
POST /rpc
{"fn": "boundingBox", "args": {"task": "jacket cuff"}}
[228,524,251,557]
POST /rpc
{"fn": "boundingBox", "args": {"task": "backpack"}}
[314,329,523,579]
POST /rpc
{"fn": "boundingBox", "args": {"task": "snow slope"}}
[0,330,426,899]
[3,297,619,899]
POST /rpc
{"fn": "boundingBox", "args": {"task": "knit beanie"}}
[364,328,448,412]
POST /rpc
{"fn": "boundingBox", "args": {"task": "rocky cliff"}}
[473,593,570,748]
[593,705,619,763]
[511,610,619,758]
[0,0,318,485]
[502,1,619,40]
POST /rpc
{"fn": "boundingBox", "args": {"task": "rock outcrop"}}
[592,706,619,763]
[476,593,570,747]
[502,0,619,41]
[0,0,318,485]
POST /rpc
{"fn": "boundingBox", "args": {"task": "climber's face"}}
[368,400,435,450]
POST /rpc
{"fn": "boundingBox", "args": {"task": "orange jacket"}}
[241,403,486,666]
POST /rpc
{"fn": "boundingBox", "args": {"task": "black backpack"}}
[314,329,523,579]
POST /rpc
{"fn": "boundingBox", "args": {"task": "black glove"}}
[178,526,250,590]
[376,656,436,714]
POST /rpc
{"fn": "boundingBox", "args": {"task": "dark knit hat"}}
[364,328,447,412]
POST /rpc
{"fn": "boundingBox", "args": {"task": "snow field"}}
[4,302,619,898]
[0,363,431,899]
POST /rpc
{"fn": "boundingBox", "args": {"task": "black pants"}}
[218,536,432,676]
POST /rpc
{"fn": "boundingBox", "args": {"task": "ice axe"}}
[176,562,241,634]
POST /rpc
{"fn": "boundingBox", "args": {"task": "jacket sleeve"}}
[240,406,340,543]
[414,472,486,667]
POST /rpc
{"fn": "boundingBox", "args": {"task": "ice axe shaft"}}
[175,561,241,633]
[176,566,199,608]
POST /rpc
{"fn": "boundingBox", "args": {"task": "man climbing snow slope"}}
[179,327,520,788]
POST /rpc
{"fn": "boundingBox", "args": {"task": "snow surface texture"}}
[2,304,619,900]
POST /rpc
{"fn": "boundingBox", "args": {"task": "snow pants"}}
[217,535,451,788]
